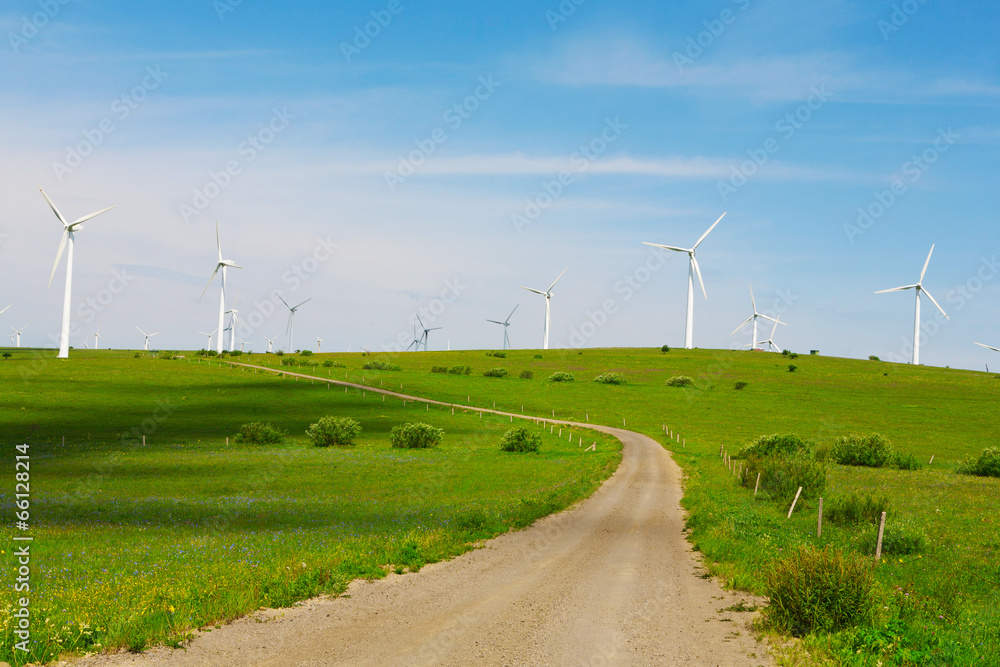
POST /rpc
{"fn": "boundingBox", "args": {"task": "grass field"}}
[0,350,620,665]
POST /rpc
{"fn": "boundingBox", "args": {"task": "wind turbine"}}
[731,284,784,350]
[200,223,242,355]
[10,326,26,348]
[405,324,422,352]
[136,327,158,351]
[238,337,249,353]
[40,187,115,358]
[316,336,323,353]
[876,244,948,366]
[198,330,217,350]
[758,315,785,352]
[974,342,1000,353]
[415,315,443,352]
[277,295,310,352]
[262,334,278,353]
[487,304,519,350]
[642,213,725,349]
[91,324,106,350]
[520,268,568,350]
[225,298,241,352]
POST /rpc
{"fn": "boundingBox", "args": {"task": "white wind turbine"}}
[520,268,568,350]
[316,336,323,353]
[731,284,784,350]
[415,315,442,352]
[91,323,106,350]
[876,244,948,366]
[277,295,310,352]
[406,324,422,352]
[10,326,26,348]
[238,337,249,353]
[225,298,241,352]
[758,314,785,352]
[974,342,1000,353]
[40,187,115,358]
[200,223,242,355]
[487,304,518,350]
[136,327,159,351]
[198,329,217,350]
[262,334,278,353]
[642,213,725,349]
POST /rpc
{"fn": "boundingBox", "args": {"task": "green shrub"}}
[363,360,402,371]
[548,372,575,382]
[229,350,242,357]
[660,344,670,353]
[300,350,313,356]
[736,433,810,459]
[865,523,926,556]
[593,372,627,385]
[483,368,508,378]
[499,426,541,453]
[2,352,11,359]
[665,375,693,387]
[390,422,443,449]
[740,452,826,502]
[958,447,1000,477]
[519,370,534,379]
[487,351,507,358]
[306,416,362,447]
[431,366,448,374]
[869,355,880,361]
[825,492,890,527]
[787,364,797,372]
[234,422,285,445]
[733,381,749,390]
[448,365,472,375]
[323,360,345,368]
[832,433,895,468]
[280,357,298,366]
[764,546,882,637]
[275,350,284,356]
[893,452,922,470]
[533,354,543,359]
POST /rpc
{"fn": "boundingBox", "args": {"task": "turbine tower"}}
[200,223,242,355]
[10,326,26,348]
[520,268,568,350]
[731,284,784,350]
[277,295,310,352]
[225,299,241,352]
[198,330,217,350]
[136,327,158,351]
[91,323,106,350]
[262,334,278,353]
[487,304,518,350]
[40,187,115,358]
[876,244,947,365]
[642,213,725,349]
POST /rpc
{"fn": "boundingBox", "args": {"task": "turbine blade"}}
[487,319,505,325]
[974,342,1000,352]
[547,267,569,292]
[730,315,754,336]
[200,265,221,299]
[757,313,783,325]
[71,206,115,226]
[693,212,726,249]
[506,304,519,322]
[216,222,223,262]
[519,286,546,295]
[0,304,10,315]
[275,293,291,309]
[136,327,147,336]
[292,299,311,309]
[921,288,948,319]
[48,229,69,288]
[38,187,69,226]
[919,243,935,283]
[641,242,690,253]
[875,285,916,294]
[691,256,707,300]
[749,283,756,313]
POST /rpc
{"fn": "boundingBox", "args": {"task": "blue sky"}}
[1,0,998,368]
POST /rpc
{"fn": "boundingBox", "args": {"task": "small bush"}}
[363,360,402,371]
[787,364,797,372]
[665,375,693,387]
[487,351,507,358]
[483,368,508,378]
[660,344,670,353]
[548,372,575,382]
[499,426,541,453]
[958,447,1000,477]
[390,422,443,449]
[533,354,543,359]
[519,370,534,379]
[868,355,881,361]
[764,546,881,637]
[825,493,890,527]
[741,453,826,502]
[733,381,749,390]
[300,350,313,356]
[234,422,285,445]
[832,433,895,468]
[789,352,799,359]
[306,416,362,447]
[448,365,472,375]
[736,433,810,459]
[782,349,790,356]
[893,452,922,471]
[2,352,11,359]
[280,358,298,366]
[593,372,627,385]
[431,366,449,374]
[864,524,926,556]
[322,360,345,368]
[229,350,243,357]
[275,350,284,356]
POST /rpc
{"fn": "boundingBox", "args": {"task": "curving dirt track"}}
[72,364,770,666]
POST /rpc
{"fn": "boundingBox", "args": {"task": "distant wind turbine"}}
[731,284,784,350]
[91,323,106,350]
[642,213,725,349]
[876,244,947,365]
[262,334,278,353]
[10,326,26,348]
[40,187,115,358]
[198,330,217,350]
[415,314,442,352]
[316,336,323,353]
[487,304,519,350]
[406,324,421,352]
[277,295,310,352]
[975,342,1000,353]
[200,223,242,355]
[758,315,785,353]
[520,268,568,350]
[238,337,249,353]
[136,327,159,351]
[225,298,241,352]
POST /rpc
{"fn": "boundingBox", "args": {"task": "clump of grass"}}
[740,452,826,502]
[764,545,882,637]
[483,368,508,378]
[431,366,448,374]
[323,360,345,368]
[665,375,693,387]
[519,370,534,380]
[499,426,540,453]
[362,360,402,371]
[234,422,285,445]
[448,365,472,375]
[863,524,926,556]
[548,372,575,382]
[486,351,507,358]
[831,433,895,468]
[733,381,749,390]
[825,492,890,526]
[736,433,810,459]
[892,451,922,471]
[957,447,1000,477]
[390,422,443,449]
[533,353,543,359]
[280,357,298,366]
[593,372,626,385]
[306,416,362,447]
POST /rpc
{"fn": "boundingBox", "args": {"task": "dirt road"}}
[73,365,770,666]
